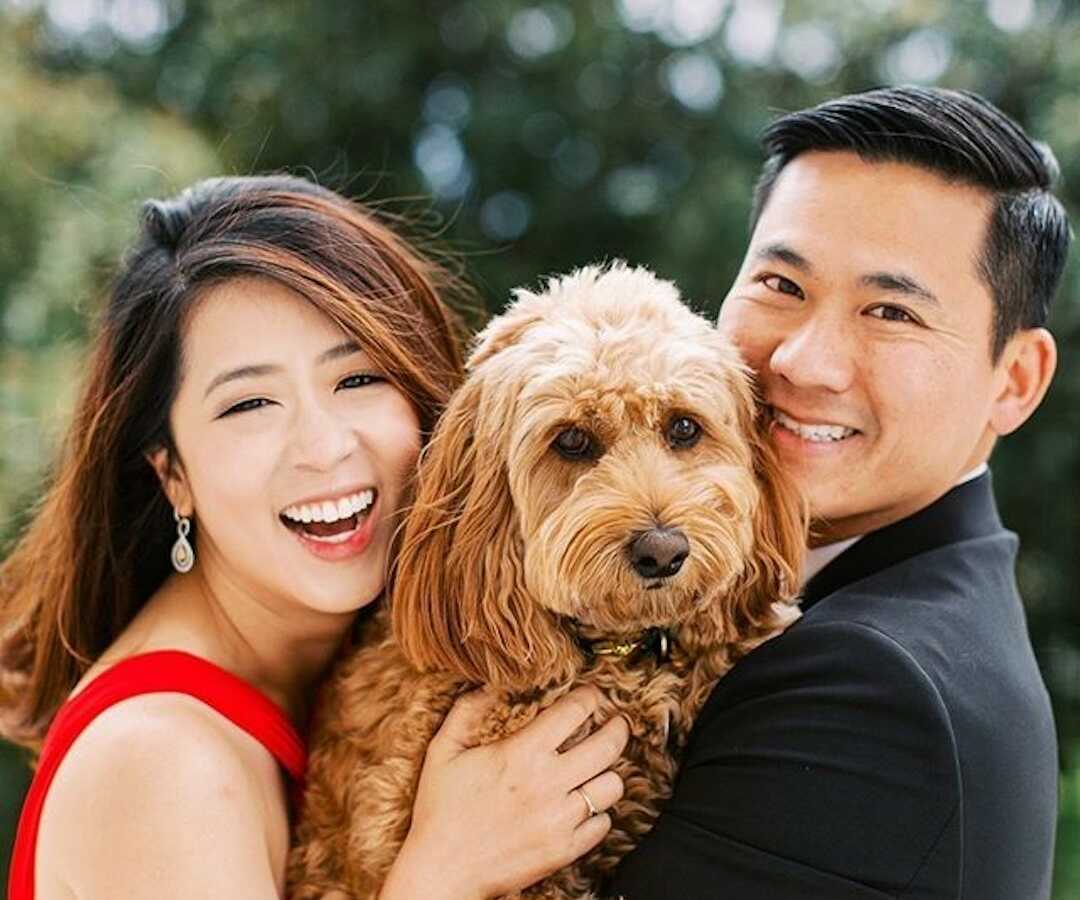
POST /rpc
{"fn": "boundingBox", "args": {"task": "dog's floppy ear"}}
[681,368,807,662]
[723,379,807,650]
[467,287,549,371]
[742,410,807,608]
[391,360,576,689]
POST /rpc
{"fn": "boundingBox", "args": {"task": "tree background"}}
[1,0,1078,893]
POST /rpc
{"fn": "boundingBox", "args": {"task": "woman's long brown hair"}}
[0,175,467,748]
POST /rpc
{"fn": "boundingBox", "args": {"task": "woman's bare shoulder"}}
[38,693,285,899]
[53,689,281,787]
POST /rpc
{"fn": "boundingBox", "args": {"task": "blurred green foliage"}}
[1059,767,1080,897]
[1,0,1078,894]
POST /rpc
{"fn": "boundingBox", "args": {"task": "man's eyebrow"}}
[751,242,813,273]
[860,272,940,307]
[203,342,363,399]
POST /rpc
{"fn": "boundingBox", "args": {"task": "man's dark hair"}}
[751,86,1071,360]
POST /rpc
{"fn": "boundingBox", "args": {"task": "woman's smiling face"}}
[157,276,421,616]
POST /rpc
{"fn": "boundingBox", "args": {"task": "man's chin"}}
[804,492,871,545]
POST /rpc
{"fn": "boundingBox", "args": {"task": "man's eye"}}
[221,398,272,417]
[338,373,384,390]
[761,275,804,298]
[867,305,916,323]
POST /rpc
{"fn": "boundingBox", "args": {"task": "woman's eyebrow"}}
[316,340,362,365]
[203,342,363,399]
[203,363,280,399]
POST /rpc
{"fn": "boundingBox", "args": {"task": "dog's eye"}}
[553,427,597,460]
[668,416,702,448]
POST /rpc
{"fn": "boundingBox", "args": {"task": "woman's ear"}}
[146,447,193,516]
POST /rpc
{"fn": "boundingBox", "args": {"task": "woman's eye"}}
[867,305,916,324]
[552,427,599,461]
[220,398,273,417]
[338,373,384,390]
[667,416,703,448]
[761,274,804,298]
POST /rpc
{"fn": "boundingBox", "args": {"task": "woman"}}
[0,175,628,900]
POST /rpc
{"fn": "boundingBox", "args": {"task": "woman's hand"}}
[380,685,629,900]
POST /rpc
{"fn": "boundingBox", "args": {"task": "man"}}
[609,86,1069,899]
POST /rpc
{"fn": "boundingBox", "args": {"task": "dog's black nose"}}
[629,528,689,579]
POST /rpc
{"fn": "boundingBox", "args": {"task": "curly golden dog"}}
[288,263,806,899]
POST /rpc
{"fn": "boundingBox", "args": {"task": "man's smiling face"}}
[718,150,1011,544]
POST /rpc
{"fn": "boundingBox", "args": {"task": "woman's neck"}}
[102,568,356,724]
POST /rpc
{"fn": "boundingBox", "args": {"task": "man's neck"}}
[801,463,989,586]
[955,462,988,487]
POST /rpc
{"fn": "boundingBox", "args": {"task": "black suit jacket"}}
[609,473,1057,899]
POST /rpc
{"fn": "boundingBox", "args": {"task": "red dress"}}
[7,650,307,900]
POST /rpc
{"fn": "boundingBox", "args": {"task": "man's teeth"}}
[281,489,375,525]
[774,410,856,443]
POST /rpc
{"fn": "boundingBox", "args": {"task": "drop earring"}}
[171,508,195,573]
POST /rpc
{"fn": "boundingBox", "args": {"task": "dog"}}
[288,263,806,899]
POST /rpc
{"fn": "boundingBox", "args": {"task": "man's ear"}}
[990,327,1057,437]
[146,446,193,515]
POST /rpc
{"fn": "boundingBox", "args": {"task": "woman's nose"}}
[289,400,359,472]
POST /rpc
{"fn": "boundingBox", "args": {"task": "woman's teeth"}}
[281,489,375,525]
[773,409,857,443]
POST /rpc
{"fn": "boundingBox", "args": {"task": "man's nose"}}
[768,315,856,393]
[290,400,359,471]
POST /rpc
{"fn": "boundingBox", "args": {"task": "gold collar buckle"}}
[580,627,672,664]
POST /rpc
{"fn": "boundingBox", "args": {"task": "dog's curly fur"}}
[287,264,807,899]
